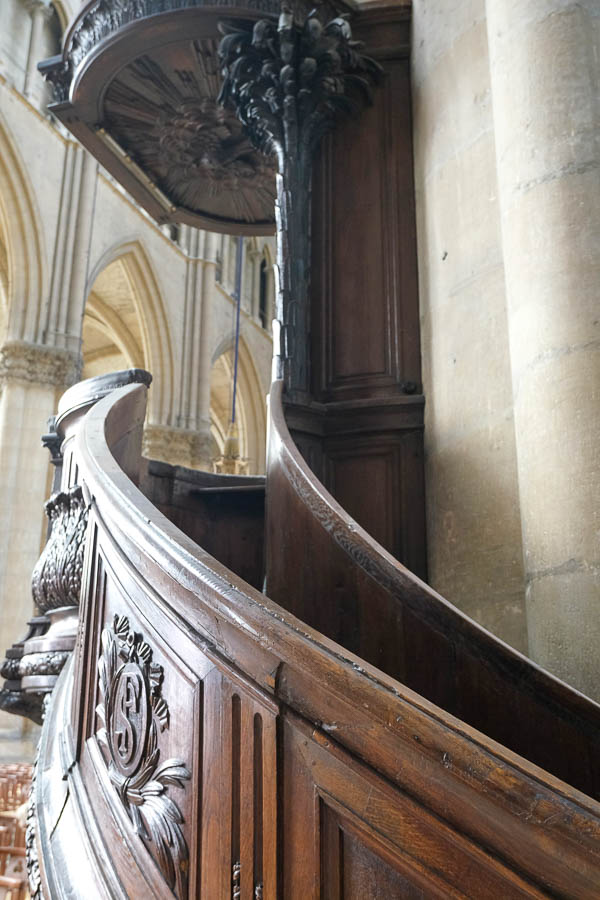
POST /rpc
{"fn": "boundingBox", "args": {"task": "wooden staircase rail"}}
[267,381,600,801]
[32,379,600,898]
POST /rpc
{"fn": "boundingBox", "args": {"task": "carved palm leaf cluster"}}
[31,486,89,613]
[218,6,381,164]
[97,615,190,899]
[218,7,380,398]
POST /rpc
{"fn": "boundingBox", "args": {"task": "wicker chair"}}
[0,765,31,900]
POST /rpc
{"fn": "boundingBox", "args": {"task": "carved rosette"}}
[31,486,89,613]
[97,615,191,899]
[218,7,380,397]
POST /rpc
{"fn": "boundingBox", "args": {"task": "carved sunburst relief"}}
[97,615,191,898]
[103,43,276,226]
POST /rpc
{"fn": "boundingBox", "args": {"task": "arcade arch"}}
[0,116,45,345]
[83,241,173,426]
[0,229,8,346]
[210,336,267,475]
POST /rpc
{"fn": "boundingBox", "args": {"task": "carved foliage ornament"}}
[218,7,381,164]
[218,8,380,396]
[41,0,283,103]
[97,615,190,899]
[31,486,89,613]
[156,97,274,196]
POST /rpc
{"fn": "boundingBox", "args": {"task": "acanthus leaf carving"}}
[0,485,89,724]
[97,614,191,899]
[31,485,90,614]
[218,7,381,162]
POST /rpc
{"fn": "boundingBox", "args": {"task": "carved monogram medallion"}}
[97,615,190,898]
[107,660,151,777]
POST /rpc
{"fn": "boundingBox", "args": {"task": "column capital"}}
[0,341,81,389]
[218,8,380,399]
[24,0,54,20]
[218,8,381,165]
[142,424,211,471]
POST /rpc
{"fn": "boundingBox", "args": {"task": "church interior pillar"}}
[411,0,528,651]
[23,0,53,99]
[487,0,600,696]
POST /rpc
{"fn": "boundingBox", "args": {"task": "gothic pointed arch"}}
[0,114,45,345]
[210,335,267,474]
[0,229,8,346]
[50,1,71,34]
[85,239,174,426]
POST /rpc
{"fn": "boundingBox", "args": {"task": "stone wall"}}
[412,0,600,697]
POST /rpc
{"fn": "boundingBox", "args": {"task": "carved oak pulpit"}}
[0,1,599,898]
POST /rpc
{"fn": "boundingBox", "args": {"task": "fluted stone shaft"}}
[487,0,600,696]
[23,0,53,98]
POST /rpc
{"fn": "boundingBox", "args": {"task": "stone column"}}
[155,229,217,472]
[195,232,219,470]
[247,245,262,319]
[0,341,79,751]
[411,0,528,652]
[44,146,98,353]
[487,0,600,697]
[23,0,53,100]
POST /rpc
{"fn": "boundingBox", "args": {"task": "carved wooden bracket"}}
[0,486,89,724]
[218,6,380,399]
[31,486,89,613]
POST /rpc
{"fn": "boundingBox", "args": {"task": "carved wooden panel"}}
[311,55,420,402]
[77,530,205,899]
[324,431,425,573]
[73,509,280,899]
[201,666,277,899]
[282,713,549,899]
[286,399,426,578]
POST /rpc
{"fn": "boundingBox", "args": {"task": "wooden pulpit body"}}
[30,374,600,899]
[19,2,600,897]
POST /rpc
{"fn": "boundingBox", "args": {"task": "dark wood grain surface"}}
[32,380,600,899]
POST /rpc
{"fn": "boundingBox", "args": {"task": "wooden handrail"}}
[267,379,600,799]
[29,379,600,898]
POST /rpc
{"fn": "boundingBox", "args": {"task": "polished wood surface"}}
[26,4,600,898]
[140,461,265,591]
[267,383,600,801]
[284,7,426,577]
[32,379,600,899]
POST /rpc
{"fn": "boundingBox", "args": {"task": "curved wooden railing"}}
[33,377,600,898]
[267,382,600,799]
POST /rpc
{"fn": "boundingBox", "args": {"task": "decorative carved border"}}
[97,615,191,899]
[42,0,283,102]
